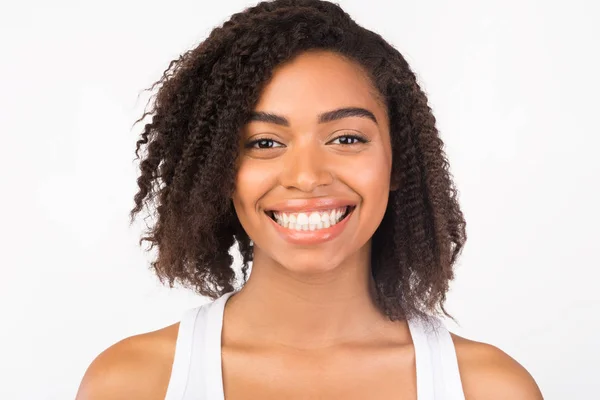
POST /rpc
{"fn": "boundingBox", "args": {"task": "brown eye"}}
[330,134,369,145]
[245,138,284,149]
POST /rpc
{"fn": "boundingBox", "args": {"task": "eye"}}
[329,134,369,145]
[245,138,284,149]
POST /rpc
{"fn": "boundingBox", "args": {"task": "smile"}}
[265,205,356,245]
[266,206,354,231]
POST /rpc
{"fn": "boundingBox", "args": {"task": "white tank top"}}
[164,290,465,400]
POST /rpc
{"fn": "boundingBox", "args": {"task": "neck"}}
[223,244,399,350]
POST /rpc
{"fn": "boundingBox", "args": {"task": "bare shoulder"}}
[450,333,544,399]
[75,322,180,400]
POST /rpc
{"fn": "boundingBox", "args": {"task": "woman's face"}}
[232,50,394,273]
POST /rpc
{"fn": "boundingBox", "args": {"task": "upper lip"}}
[265,198,357,213]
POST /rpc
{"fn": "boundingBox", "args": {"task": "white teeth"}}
[308,212,321,225]
[297,213,309,225]
[271,206,351,231]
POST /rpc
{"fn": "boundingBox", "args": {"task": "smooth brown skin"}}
[77,51,543,399]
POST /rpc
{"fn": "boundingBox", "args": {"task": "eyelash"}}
[245,134,370,149]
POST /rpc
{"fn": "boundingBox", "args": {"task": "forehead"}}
[252,51,387,125]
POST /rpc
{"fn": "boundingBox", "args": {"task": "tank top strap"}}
[164,305,204,400]
[163,302,215,400]
[407,316,465,400]
[164,292,235,400]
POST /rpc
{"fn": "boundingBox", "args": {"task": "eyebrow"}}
[247,107,378,126]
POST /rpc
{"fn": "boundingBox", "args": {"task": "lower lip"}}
[267,207,355,245]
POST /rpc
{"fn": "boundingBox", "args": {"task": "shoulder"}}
[450,333,543,399]
[75,322,179,400]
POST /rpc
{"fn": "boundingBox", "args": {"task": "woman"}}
[77,0,543,399]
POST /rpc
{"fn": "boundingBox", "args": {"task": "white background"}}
[1,0,598,398]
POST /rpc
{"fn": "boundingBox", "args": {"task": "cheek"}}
[233,160,275,217]
[341,150,391,222]
[344,148,392,194]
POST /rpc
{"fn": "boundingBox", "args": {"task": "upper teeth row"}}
[272,207,348,230]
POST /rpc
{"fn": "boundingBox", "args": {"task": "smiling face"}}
[232,50,395,274]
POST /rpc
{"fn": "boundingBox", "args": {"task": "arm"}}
[452,334,544,400]
[75,325,178,400]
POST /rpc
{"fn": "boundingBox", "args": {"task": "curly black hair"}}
[130,0,466,322]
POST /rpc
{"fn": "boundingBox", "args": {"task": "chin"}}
[275,253,343,274]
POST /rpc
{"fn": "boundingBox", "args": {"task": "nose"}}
[279,144,334,192]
